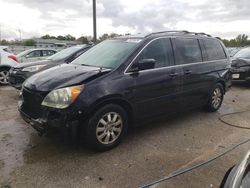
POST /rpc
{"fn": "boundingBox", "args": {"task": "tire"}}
[206,83,224,112]
[84,104,128,151]
[0,67,10,85]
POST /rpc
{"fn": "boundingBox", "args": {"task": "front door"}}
[126,38,183,120]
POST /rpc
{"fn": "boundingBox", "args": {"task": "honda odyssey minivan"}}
[18,31,231,151]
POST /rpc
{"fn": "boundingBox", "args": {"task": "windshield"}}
[234,48,250,59]
[47,45,85,61]
[72,40,140,69]
[17,50,31,58]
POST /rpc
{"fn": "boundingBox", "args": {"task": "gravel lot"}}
[0,83,250,188]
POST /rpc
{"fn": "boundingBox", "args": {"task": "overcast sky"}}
[0,0,249,40]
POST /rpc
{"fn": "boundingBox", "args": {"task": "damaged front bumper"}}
[231,66,250,81]
[18,100,81,135]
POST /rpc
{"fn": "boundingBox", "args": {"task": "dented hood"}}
[24,64,111,92]
[231,58,250,67]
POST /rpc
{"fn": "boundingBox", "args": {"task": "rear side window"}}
[42,50,56,57]
[136,38,174,68]
[203,39,226,61]
[174,38,202,64]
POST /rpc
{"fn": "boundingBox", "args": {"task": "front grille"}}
[21,88,46,119]
[9,67,21,74]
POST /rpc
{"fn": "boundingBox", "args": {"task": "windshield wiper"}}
[80,64,94,67]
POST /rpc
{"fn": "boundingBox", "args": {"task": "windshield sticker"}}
[125,39,142,43]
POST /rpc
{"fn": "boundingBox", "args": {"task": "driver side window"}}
[136,38,174,69]
[27,50,41,58]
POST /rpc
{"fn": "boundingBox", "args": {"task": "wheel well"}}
[217,81,226,94]
[88,98,134,126]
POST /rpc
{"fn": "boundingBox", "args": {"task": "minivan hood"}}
[231,58,250,67]
[24,64,111,92]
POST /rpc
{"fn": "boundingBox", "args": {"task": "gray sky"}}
[0,0,249,40]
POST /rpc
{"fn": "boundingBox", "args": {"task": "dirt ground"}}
[0,82,250,188]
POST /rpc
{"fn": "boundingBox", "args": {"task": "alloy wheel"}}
[212,88,222,109]
[96,112,123,145]
[0,70,9,84]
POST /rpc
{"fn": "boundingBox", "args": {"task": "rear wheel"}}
[84,104,128,151]
[0,67,10,85]
[206,83,224,112]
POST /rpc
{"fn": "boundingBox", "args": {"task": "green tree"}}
[235,34,248,46]
[98,33,122,41]
[57,35,66,40]
[0,39,9,45]
[65,34,76,41]
[24,39,36,46]
[41,34,56,39]
[77,36,89,44]
[222,34,250,47]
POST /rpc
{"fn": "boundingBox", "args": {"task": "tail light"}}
[8,55,19,63]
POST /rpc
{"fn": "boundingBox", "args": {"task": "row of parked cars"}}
[0,47,57,84]
[0,32,250,151]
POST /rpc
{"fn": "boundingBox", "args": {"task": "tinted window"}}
[136,38,174,68]
[27,50,41,57]
[175,38,202,64]
[42,50,56,57]
[48,46,85,61]
[203,39,226,60]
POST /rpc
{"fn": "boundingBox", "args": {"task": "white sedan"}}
[0,46,19,84]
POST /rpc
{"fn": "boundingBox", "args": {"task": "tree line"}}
[222,34,250,47]
[1,33,250,47]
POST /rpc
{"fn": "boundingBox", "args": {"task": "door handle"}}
[169,72,178,78]
[184,70,192,75]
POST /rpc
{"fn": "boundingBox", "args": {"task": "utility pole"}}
[0,24,2,45]
[17,29,21,42]
[93,0,97,42]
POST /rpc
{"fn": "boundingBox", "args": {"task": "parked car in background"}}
[9,44,92,89]
[227,47,241,57]
[16,49,57,63]
[0,46,19,85]
[231,47,250,82]
[18,31,231,151]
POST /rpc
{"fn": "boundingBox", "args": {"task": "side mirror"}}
[130,59,156,73]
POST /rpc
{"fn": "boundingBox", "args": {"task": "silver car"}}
[17,49,57,63]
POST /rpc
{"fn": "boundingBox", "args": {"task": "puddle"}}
[0,119,32,184]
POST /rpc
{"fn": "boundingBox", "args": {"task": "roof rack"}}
[145,30,211,38]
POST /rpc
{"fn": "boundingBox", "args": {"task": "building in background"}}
[34,39,81,48]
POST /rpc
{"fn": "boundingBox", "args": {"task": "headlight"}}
[41,85,84,109]
[22,65,46,72]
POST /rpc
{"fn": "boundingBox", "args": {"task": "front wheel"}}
[84,104,128,151]
[0,67,10,85]
[206,83,224,112]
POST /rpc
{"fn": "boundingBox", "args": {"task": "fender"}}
[0,65,11,69]
[85,94,135,123]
